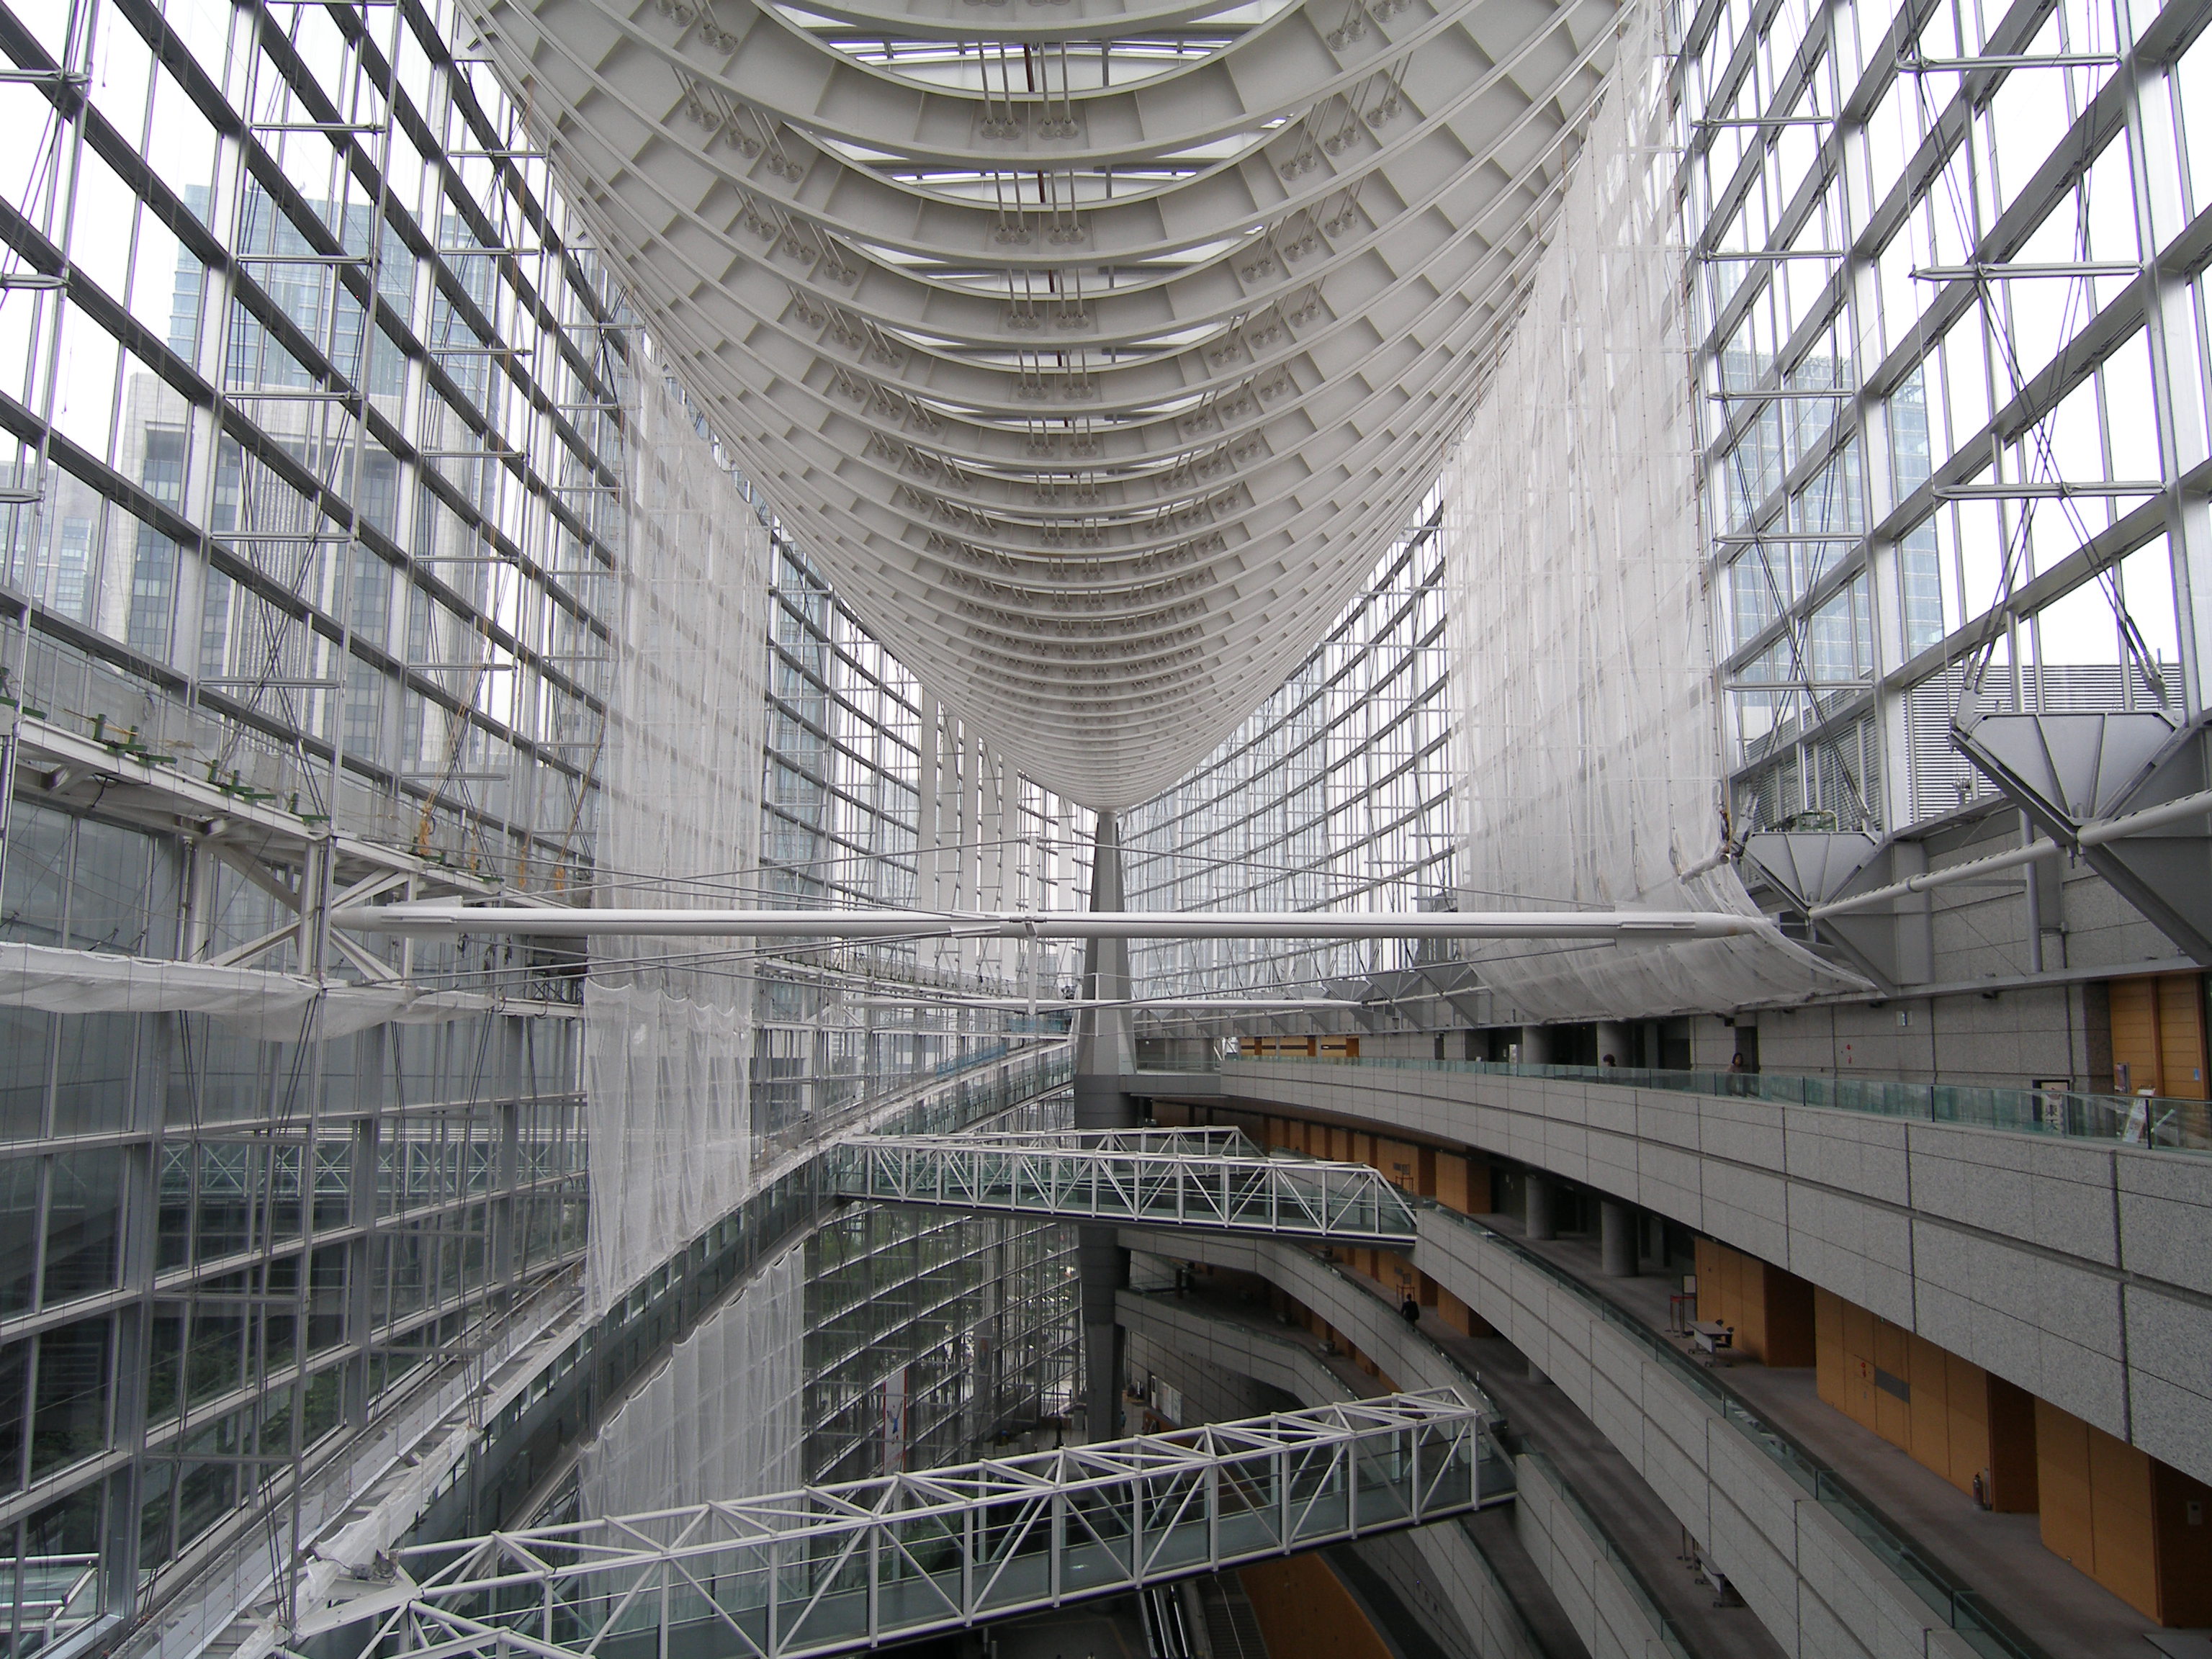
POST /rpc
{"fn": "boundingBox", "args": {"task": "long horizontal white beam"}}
[1807,786,2212,921]
[331,905,1776,941]
[846,997,1366,1011]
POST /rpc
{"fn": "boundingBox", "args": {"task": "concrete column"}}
[1524,1172,1557,1241]
[1074,812,1136,1441]
[1601,1200,1637,1277]
[1595,1021,1631,1069]
[1519,1025,1551,1064]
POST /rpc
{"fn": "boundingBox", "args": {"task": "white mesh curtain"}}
[585,366,771,1309]
[580,1245,806,1514]
[1442,0,1863,1020]
[0,940,520,1038]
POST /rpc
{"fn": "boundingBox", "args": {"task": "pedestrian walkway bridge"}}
[292,1392,1492,1659]
[831,1128,1419,1245]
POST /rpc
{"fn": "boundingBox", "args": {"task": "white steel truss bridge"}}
[289,1392,1491,1659]
[831,1128,1419,1244]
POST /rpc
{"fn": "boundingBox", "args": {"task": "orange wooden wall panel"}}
[1237,1555,1398,1659]
[2153,1462,2212,1625]
[2036,1398,2098,1572]
[1815,1289,1847,1410]
[2035,1395,2171,1620]
[1434,1153,1470,1213]
[1906,1334,1951,1476]
[2110,976,2162,1092]
[2154,973,2208,1097]
[2090,1424,2159,1614]
[1375,1137,1420,1191]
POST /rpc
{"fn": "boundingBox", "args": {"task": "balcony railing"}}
[1422,1205,2049,1659]
[1232,1055,2212,1153]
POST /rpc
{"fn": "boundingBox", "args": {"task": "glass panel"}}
[29,1316,111,1480]
[41,1149,125,1306]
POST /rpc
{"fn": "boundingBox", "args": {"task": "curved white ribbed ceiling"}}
[473,0,1622,804]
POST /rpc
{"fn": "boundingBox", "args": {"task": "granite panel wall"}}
[1213,1063,2212,1485]
[1130,1220,2045,1659]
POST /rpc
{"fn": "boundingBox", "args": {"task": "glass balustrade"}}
[1236,1056,2211,1154]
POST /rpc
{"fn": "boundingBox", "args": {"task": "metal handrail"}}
[1421,1205,2051,1659]
[1231,1054,2212,1154]
[307,1393,1491,1659]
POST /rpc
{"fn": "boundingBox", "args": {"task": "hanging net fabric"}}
[580,1244,806,1512]
[584,367,773,1309]
[1442,0,1866,1020]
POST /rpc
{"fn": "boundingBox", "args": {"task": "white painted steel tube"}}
[1807,786,2212,921]
[330,904,1778,941]
[1808,840,2057,920]
[2075,786,2212,845]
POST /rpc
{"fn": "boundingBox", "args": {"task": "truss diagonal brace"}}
[832,1133,1421,1245]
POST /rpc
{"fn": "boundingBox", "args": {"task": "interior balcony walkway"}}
[1323,1267,1788,1659]
[1497,1226,2163,1659]
[1125,1253,1783,1659]
[1128,1209,2068,1659]
[1200,1056,2212,1492]
[832,1127,1419,1246]
[284,1393,1491,1659]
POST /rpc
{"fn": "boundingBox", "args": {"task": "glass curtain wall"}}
[0,0,1093,1635]
[1686,0,2210,832]
[1,0,622,882]
[559,1081,1078,1531]
[803,1203,1078,1485]
[1121,515,1457,1015]
[1123,0,2212,1023]
[754,537,1091,1139]
[0,0,618,1639]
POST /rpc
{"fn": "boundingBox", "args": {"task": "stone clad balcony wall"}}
[1122,1225,1994,1659]
[1209,1061,2212,1487]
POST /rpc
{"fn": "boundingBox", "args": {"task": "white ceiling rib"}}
[476,0,1621,803]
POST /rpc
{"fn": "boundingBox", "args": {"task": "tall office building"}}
[1,0,2207,1653]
